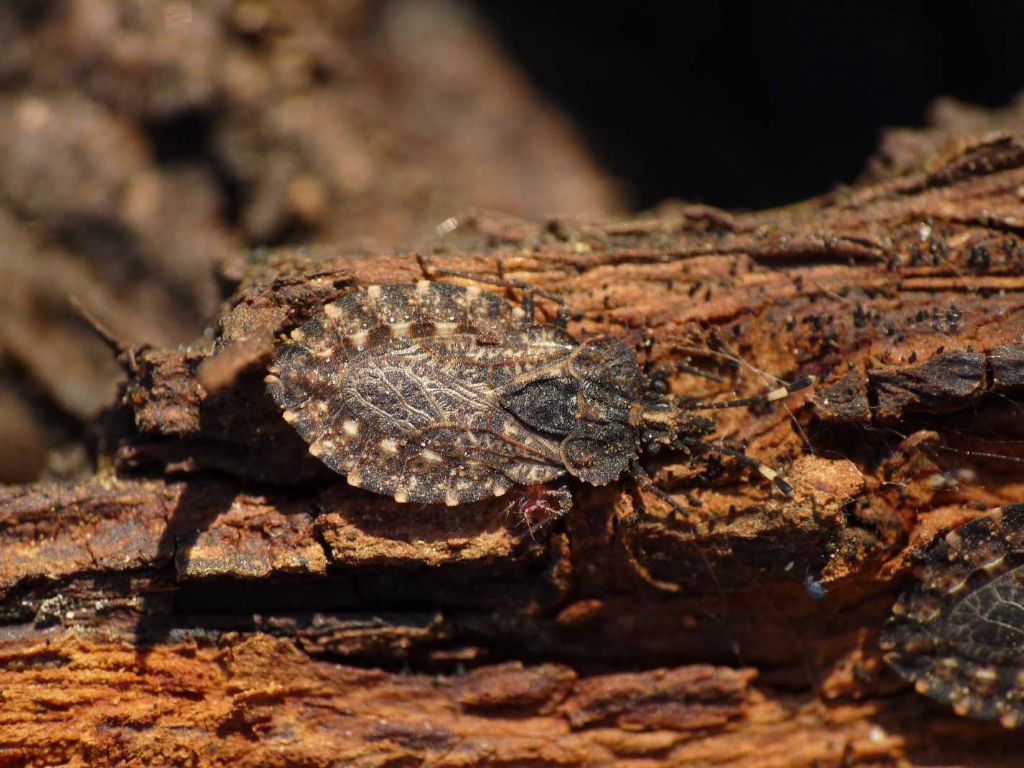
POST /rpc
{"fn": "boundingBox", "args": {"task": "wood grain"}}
[4,130,1024,766]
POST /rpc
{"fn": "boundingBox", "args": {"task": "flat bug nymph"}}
[881,504,1024,727]
[265,262,813,537]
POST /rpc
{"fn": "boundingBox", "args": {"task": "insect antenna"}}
[669,341,818,457]
[655,374,815,495]
[681,374,816,411]
[416,253,570,327]
[648,359,729,388]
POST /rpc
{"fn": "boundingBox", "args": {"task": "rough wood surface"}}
[4,131,1024,766]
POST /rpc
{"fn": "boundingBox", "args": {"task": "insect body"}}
[266,279,810,514]
[881,504,1024,727]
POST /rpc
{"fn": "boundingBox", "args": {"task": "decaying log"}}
[3,131,1024,766]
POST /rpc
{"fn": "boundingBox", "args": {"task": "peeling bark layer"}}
[3,132,1024,765]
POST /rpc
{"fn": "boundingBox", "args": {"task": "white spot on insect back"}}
[379,438,399,455]
[982,555,1006,573]
[350,330,368,348]
[465,286,481,301]
[347,467,363,487]
[324,303,342,320]
[392,321,412,338]
[445,488,460,506]
[367,285,383,301]
[946,577,968,596]
[974,667,998,684]
[416,280,431,295]
[394,487,410,503]
[420,448,442,463]
[436,322,458,335]
[312,439,336,458]
[343,420,360,437]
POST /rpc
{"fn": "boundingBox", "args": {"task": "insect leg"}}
[621,462,690,593]
[680,374,815,411]
[648,359,729,390]
[630,462,756,666]
[416,253,569,326]
[494,258,536,323]
[628,461,737,610]
[676,436,794,496]
[417,252,497,285]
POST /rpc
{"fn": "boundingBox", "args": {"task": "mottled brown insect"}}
[266,273,811,526]
[881,504,1024,727]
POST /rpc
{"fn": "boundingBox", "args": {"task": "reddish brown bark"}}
[3,131,1024,766]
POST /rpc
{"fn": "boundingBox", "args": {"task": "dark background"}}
[478,1,1024,209]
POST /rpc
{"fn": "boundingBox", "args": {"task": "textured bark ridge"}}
[3,130,1024,766]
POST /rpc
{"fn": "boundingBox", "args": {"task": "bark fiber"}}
[4,132,1024,766]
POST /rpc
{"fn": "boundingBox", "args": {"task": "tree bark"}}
[3,129,1024,766]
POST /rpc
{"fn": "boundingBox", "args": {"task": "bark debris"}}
[4,131,1024,766]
